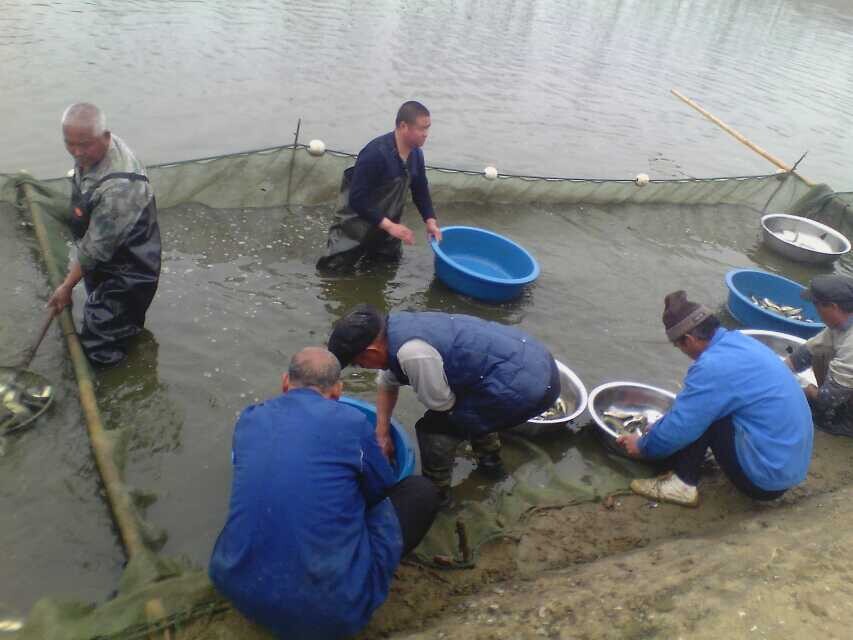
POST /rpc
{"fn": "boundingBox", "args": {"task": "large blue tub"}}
[430,226,539,302]
[339,396,415,481]
[725,269,824,339]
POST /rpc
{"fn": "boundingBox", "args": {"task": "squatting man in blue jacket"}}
[618,291,813,507]
[328,305,561,504]
[209,347,440,640]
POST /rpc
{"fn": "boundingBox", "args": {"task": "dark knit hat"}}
[801,275,853,307]
[662,290,713,342]
[327,304,385,368]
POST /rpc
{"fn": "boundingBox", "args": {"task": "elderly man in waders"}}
[787,275,853,436]
[46,103,161,367]
[316,101,442,271]
[327,305,561,505]
[618,291,812,507]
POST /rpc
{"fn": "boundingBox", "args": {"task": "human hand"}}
[377,429,396,460]
[425,218,442,243]
[386,222,415,245]
[46,283,72,314]
[616,433,642,458]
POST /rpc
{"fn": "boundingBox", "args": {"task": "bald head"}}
[285,347,342,396]
[62,103,111,170]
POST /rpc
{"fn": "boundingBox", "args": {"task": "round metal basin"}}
[761,214,850,265]
[588,381,675,445]
[510,359,588,437]
[739,329,817,387]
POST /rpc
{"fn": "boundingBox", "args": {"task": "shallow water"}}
[2,0,853,619]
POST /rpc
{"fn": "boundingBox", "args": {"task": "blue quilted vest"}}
[386,312,559,436]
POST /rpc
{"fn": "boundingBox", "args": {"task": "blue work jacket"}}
[639,328,813,491]
[209,388,402,639]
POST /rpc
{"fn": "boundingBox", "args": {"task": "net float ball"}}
[484,166,498,180]
[634,173,650,186]
[308,139,326,156]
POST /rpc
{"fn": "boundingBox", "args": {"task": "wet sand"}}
[172,428,853,639]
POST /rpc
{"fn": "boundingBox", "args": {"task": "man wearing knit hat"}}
[787,274,853,436]
[617,291,813,507]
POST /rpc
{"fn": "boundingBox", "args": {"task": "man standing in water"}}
[46,103,161,366]
[327,305,561,504]
[316,101,442,271]
[618,291,812,507]
[787,275,853,436]
[209,347,439,639]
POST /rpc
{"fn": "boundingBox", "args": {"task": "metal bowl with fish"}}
[588,381,676,456]
[510,359,588,437]
[761,214,850,265]
[0,367,54,435]
[739,329,817,388]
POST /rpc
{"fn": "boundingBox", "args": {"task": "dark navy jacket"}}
[349,131,435,225]
[386,312,558,436]
[208,388,403,639]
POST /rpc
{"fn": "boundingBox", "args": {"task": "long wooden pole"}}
[671,88,815,187]
[21,181,171,639]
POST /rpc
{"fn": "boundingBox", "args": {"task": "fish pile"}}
[602,409,652,436]
[536,397,569,420]
[749,295,814,322]
[0,381,52,433]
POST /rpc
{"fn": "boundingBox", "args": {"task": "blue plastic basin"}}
[339,396,415,481]
[725,269,824,339]
[430,226,539,302]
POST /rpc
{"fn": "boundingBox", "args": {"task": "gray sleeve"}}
[789,344,813,373]
[396,339,456,411]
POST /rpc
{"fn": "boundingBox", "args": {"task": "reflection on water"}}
[1,0,852,189]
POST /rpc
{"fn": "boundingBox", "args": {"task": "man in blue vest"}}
[618,291,813,507]
[209,347,439,639]
[327,305,561,502]
[316,101,442,271]
[46,102,160,366]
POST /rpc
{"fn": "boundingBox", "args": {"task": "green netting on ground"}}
[0,143,848,640]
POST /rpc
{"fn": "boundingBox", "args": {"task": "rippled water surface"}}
[1,0,853,618]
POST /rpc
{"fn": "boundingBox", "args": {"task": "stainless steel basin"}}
[588,381,675,441]
[761,213,850,265]
[739,329,817,387]
[510,359,588,437]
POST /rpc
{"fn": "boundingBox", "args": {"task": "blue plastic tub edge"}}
[430,226,540,286]
[725,269,824,338]
[339,396,415,480]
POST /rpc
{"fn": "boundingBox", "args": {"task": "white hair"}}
[61,103,107,135]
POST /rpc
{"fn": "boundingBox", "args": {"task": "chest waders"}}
[70,172,161,366]
[316,166,410,271]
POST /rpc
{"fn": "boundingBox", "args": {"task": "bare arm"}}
[46,260,83,314]
[375,384,399,459]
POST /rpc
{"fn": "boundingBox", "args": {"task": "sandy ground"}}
[176,429,853,639]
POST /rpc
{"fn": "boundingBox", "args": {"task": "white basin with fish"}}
[761,213,850,265]
[588,381,675,447]
[740,329,817,388]
[510,359,588,437]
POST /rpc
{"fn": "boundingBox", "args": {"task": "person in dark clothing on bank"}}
[316,101,442,270]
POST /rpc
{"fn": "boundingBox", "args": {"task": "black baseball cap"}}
[327,304,385,368]
[801,275,853,306]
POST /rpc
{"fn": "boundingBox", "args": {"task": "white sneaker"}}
[630,472,699,508]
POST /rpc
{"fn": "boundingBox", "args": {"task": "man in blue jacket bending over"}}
[618,291,813,507]
[209,347,439,639]
[328,305,561,504]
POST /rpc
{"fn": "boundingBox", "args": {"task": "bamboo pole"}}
[671,88,815,187]
[21,181,172,639]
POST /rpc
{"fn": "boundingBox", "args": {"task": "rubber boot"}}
[471,432,507,480]
[416,429,462,507]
